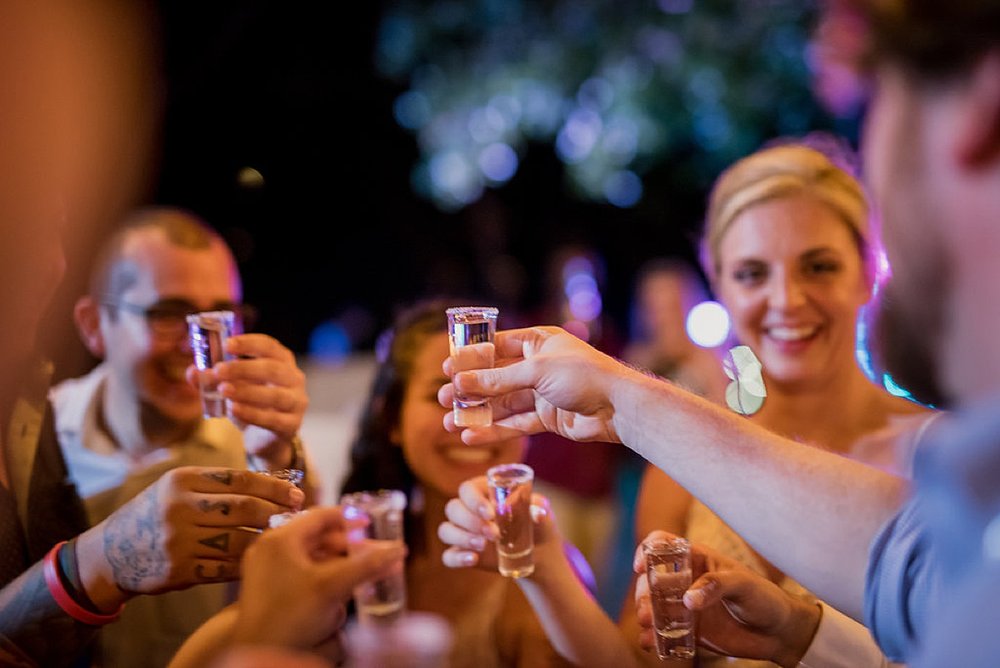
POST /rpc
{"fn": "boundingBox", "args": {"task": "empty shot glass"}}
[487,463,534,578]
[341,489,408,623]
[446,306,498,428]
[643,536,696,660]
[187,310,236,419]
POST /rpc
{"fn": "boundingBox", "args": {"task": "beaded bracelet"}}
[43,541,124,626]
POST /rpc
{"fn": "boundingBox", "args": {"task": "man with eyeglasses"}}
[50,206,315,668]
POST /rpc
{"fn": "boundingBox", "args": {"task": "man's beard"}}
[867,279,949,408]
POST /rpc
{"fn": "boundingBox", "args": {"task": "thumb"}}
[683,569,758,611]
[683,573,724,610]
[529,494,557,542]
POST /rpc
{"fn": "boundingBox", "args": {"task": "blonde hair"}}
[702,143,873,280]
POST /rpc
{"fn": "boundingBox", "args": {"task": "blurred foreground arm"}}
[170,506,406,668]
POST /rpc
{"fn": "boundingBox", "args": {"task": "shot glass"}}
[344,611,454,668]
[262,468,305,529]
[642,536,696,660]
[340,489,408,623]
[186,310,236,419]
[487,463,534,578]
[446,306,498,428]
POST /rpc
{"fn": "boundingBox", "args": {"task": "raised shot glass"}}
[446,306,498,428]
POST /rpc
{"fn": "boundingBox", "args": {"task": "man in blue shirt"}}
[847,1,1000,664]
[438,2,1000,665]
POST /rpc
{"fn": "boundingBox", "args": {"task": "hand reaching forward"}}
[632,530,821,668]
[439,326,637,445]
[234,505,407,652]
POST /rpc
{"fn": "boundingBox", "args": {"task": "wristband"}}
[57,538,99,612]
[43,541,124,625]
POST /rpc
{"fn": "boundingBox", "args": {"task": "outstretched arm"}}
[441,326,909,619]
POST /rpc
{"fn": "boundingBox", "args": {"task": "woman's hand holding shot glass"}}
[439,475,641,667]
[437,472,559,575]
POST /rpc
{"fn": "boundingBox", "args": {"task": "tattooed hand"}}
[74,466,305,607]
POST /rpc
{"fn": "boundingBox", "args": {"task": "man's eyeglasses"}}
[106,298,258,338]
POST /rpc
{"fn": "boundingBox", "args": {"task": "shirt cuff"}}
[799,602,894,668]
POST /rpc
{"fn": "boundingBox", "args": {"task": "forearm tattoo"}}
[102,487,167,591]
[0,563,98,666]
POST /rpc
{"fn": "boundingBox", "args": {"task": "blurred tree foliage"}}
[375,0,852,212]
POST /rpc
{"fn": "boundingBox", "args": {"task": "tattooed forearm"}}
[0,562,98,667]
[103,486,167,591]
[197,499,231,516]
[198,533,231,554]
[203,470,234,485]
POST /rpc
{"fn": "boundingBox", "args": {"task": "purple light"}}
[561,256,595,284]
[569,290,602,322]
[564,272,598,300]
[478,142,518,183]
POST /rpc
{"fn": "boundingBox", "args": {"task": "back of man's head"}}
[846,0,1000,80]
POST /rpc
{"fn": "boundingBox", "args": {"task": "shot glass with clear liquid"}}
[487,463,534,578]
[340,489,408,623]
[187,310,236,419]
[643,536,696,660]
[446,306,498,428]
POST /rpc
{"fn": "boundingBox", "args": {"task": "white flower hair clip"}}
[723,345,766,416]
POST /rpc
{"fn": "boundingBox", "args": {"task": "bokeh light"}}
[686,300,730,348]
[377,0,835,212]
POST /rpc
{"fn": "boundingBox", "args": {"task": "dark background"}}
[149,2,707,354]
[48,1,858,379]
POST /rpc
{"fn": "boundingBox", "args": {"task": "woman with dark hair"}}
[341,297,590,667]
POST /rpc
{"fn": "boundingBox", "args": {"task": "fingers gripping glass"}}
[107,298,258,337]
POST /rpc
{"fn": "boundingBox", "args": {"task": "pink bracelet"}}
[43,541,124,626]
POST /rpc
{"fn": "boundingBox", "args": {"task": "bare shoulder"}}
[852,396,941,477]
